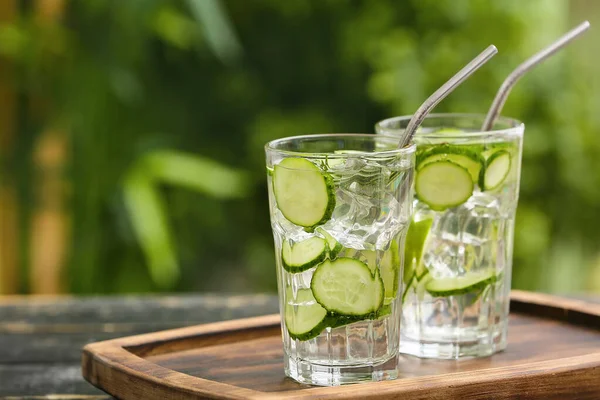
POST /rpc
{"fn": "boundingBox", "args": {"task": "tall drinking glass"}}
[265,134,415,385]
[376,114,524,359]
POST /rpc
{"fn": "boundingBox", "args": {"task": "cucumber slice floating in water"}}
[402,218,433,302]
[311,258,383,316]
[417,145,484,183]
[415,161,474,211]
[329,300,392,329]
[420,154,481,183]
[375,303,392,318]
[416,271,432,301]
[480,150,511,191]
[315,227,343,259]
[425,270,496,297]
[282,237,328,273]
[401,273,415,303]
[371,269,385,312]
[273,158,335,230]
[403,217,434,287]
[402,270,432,302]
[482,142,516,158]
[285,288,328,341]
[380,244,399,304]
[362,244,400,305]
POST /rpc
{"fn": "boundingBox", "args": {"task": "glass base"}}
[400,323,507,359]
[284,353,399,386]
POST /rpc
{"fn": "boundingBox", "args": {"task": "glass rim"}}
[376,113,525,139]
[265,133,416,159]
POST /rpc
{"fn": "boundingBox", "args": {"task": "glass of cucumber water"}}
[265,134,415,385]
[376,113,524,359]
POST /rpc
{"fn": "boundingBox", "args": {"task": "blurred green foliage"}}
[2,0,599,294]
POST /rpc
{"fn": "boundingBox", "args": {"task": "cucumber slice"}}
[372,268,385,311]
[402,270,432,302]
[311,258,383,316]
[417,144,484,183]
[417,143,481,163]
[415,161,474,211]
[466,285,489,306]
[480,150,511,191]
[417,271,432,301]
[375,303,392,318]
[282,237,328,273]
[315,227,343,259]
[273,158,335,230]
[328,313,371,329]
[420,154,482,183]
[401,273,415,303]
[425,270,496,297]
[285,288,328,341]
[380,245,399,305]
[403,217,433,284]
[328,301,392,329]
[362,244,400,305]
[482,142,515,159]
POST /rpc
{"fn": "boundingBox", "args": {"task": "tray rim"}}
[82,290,600,400]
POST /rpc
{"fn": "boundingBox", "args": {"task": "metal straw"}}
[397,45,498,148]
[482,21,590,131]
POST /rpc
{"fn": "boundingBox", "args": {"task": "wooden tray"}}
[82,291,600,399]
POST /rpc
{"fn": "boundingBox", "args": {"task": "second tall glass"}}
[376,114,524,359]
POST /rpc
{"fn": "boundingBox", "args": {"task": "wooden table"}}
[0,294,279,399]
[1,294,597,399]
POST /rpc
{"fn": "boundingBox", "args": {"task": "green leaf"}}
[143,150,251,198]
[123,167,179,289]
[123,150,250,288]
[186,0,242,64]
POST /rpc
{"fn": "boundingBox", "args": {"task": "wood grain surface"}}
[82,291,600,400]
[0,294,278,398]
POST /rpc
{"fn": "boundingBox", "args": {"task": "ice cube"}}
[421,192,506,278]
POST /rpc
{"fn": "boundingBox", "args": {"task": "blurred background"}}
[0,0,598,296]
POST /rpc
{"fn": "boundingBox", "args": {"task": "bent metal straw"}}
[482,21,590,131]
[397,45,497,148]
